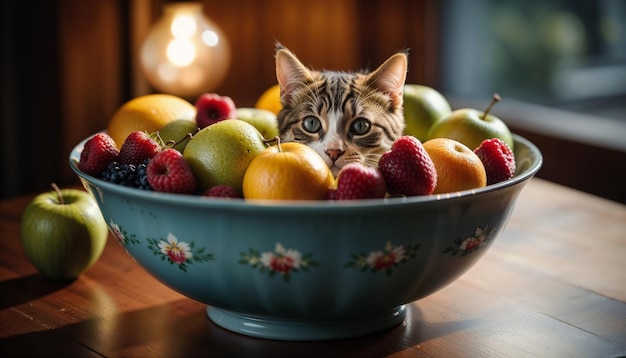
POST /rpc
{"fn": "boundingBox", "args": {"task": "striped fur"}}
[276,46,408,175]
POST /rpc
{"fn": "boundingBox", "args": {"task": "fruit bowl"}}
[69,133,542,341]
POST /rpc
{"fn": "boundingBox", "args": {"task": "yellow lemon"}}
[254,84,282,115]
[107,94,196,149]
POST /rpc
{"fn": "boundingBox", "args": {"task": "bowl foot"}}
[207,305,406,341]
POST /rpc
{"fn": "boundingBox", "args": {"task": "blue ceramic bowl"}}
[69,134,541,341]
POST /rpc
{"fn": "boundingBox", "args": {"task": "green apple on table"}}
[21,184,108,280]
[402,84,451,142]
[183,119,267,193]
[427,94,514,150]
[159,119,198,153]
[236,107,280,140]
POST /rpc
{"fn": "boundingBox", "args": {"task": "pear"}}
[236,107,280,140]
[159,119,198,152]
[183,119,266,192]
[402,84,451,142]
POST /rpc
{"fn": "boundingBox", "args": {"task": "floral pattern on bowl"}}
[344,241,420,275]
[146,233,215,272]
[239,243,318,282]
[443,226,494,256]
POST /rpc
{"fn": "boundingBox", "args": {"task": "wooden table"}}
[1,178,625,357]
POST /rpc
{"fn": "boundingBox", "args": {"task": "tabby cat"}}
[275,45,408,175]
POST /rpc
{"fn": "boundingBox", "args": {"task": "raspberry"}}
[118,131,161,165]
[334,162,386,200]
[100,159,152,190]
[147,148,196,194]
[78,133,119,176]
[202,184,242,198]
[474,138,516,185]
[378,136,437,196]
[195,93,237,129]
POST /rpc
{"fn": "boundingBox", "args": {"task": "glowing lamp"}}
[140,2,230,98]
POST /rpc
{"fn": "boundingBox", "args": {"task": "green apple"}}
[427,94,514,150]
[183,119,266,192]
[402,84,451,141]
[159,119,198,152]
[21,184,108,280]
[235,107,280,140]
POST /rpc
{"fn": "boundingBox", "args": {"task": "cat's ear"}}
[276,48,314,101]
[365,52,408,108]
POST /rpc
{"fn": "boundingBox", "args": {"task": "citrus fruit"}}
[423,137,487,194]
[242,140,335,201]
[107,94,196,149]
[254,84,282,115]
[183,119,266,193]
[402,84,451,141]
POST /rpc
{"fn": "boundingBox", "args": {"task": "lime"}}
[183,119,266,192]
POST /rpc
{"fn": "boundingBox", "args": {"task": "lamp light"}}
[139,2,230,98]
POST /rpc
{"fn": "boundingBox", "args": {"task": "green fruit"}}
[402,84,451,141]
[427,94,514,150]
[159,119,198,152]
[183,119,266,192]
[21,185,108,280]
[236,107,280,140]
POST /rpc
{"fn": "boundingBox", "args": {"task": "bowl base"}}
[207,305,406,341]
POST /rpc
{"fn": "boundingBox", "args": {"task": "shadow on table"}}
[0,274,73,310]
[0,300,487,356]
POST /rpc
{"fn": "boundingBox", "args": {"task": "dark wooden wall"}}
[0,0,441,199]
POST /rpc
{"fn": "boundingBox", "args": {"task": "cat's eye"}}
[350,118,371,135]
[302,116,322,133]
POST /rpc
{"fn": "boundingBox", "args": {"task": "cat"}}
[275,45,408,175]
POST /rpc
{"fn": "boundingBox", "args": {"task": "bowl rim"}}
[69,133,542,210]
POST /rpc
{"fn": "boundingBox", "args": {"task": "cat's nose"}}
[326,149,345,162]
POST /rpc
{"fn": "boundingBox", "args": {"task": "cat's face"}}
[275,47,408,175]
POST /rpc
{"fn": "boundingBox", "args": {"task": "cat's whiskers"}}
[361,153,383,168]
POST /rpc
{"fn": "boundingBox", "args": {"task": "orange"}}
[107,94,196,149]
[423,137,487,194]
[242,140,334,201]
[254,84,282,115]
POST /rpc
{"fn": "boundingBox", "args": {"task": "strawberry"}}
[146,148,196,194]
[378,135,437,196]
[118,131,161,165]
[202,185,241,198]
[474,138,516,185]
[325,188,337,200]
[334,162,386,200]
[195,93,237,129]
[78,133,119,176]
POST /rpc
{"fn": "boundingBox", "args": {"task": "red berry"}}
[335,162,386,200]
[378,135,437,196]
[202,185,241,198]
[118,131,161,165]
[147,149,196,194]
[78,133,119,176]
[195,93,237,129]
[474,138,516,185]
[325,188,337,200]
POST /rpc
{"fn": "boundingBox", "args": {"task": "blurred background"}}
[2,0,625,203]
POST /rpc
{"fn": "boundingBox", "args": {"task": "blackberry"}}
[100,160,153,190]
